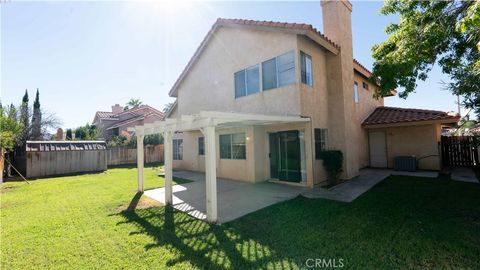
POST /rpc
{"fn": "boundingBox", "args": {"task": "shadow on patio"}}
[116,192,300,269]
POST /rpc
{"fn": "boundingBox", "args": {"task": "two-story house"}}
[93,104,164,140]
[136,0,458,191]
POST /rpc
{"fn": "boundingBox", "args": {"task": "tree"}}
[19,90,30,144]
[31,89,42,140]
[66,129,73,140]
[371,0,480,114]
[73,123,98,140]
[123,98,143,111]
[0,105,23,151]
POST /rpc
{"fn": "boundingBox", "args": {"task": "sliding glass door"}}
[269,130,301,182]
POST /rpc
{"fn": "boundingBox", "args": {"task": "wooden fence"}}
[440,136,479,167]
[107,145,164,166]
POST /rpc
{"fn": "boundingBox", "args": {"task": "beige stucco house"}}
[159,0,459,188]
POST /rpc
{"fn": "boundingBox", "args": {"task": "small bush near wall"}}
[319,150,343,187]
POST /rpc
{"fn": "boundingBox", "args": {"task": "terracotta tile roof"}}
[362,107,460,126]
[96,111,116,119]
[216,18,340,49]
[106,115,144,130]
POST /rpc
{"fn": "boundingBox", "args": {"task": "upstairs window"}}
[262,58,277,90]
[362,81,369,90]
[354,82,360,104]
[314,129,328,159]
[173,139,183,160]
[300,51,313,86]
[220,133,246,159]
[277,50,295,87]
[235,64,260,98]
[198,137,204,155]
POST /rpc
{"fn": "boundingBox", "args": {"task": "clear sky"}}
[1,0,463,129]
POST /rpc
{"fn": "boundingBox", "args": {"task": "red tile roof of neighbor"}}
[169,18,375,97]
[96,111,116,119]
[96,105,165,120]
[362,107,460,126]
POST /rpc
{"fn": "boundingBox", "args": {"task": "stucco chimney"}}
[321,0,359,179]
[112,104,123,114]
[321,0,352,53]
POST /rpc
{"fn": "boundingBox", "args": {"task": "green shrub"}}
[319,150,343,186]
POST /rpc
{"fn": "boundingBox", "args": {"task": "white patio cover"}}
[128,111,310,223]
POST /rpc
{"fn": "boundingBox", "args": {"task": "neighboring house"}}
[93,104,164,140]
[162,0,459,187]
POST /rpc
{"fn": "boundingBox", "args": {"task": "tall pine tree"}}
[31,89,42,140]
[19,89,30,145]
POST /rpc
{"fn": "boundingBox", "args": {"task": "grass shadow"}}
[115,193,297,269]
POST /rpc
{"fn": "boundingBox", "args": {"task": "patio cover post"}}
[203,124,218,223]
[164,131,173,205]
[136,133,145,193]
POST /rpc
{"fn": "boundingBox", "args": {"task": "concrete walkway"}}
[144,171,308,223]
[450,167,479,183]
[303,169,439,202]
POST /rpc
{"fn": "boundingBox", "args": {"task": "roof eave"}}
[362,117,460,129]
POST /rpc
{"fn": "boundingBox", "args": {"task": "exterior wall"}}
[26,150,107,178]
[169,12,386,184]
[175,27,301,117]
[171,122,314,186]
[354,72,384,169]
[368,124,441,170]
[297,36,329,185]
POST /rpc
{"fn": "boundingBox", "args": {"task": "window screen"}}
[314,129,328,159]
[219,133,246,159]
[246,65,260,95]
[262,58,277,90]
[234,70,246,98]
[198,137,204,155]
[277,51,295,87]
[354,82,360,104]
[301,51,313,86]
[173,139,183,160]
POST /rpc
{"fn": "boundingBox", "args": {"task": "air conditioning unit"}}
[394,156,417,172]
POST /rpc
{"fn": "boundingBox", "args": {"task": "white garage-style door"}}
[369,131,387,168]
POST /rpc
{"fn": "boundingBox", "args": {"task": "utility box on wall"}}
[23,141,107,178]
[394,156,417,172]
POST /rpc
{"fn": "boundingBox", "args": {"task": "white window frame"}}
[354,82,360,104]
[235,50,296,98]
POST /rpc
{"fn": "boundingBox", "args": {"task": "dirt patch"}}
[0,186,18,194]
[117,196,162,212]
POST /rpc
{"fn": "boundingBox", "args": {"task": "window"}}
[173,139,183,160]
[300,51,313,86]
[354,82,359,104]
[362,81,369,90]
[198,137,204,155]
[234,65,260,98]
[234,70,246,98]
[236,50,296,96]
[262,58,277,90]
[277,51,295,87]
[219,133,246,159]
[314,129,328,159]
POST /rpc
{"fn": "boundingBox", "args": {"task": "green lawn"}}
[1,167,480,269]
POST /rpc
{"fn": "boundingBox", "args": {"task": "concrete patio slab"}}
[144,171,308,223]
